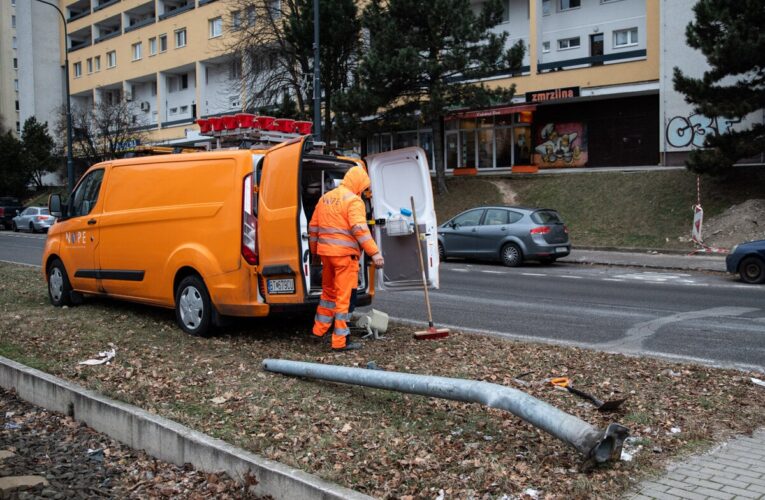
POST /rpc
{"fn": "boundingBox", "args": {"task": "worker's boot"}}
[333,341,362,352]
[309,332,329,344]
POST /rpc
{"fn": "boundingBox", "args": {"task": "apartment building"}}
[57,0,243,145]
[368,0,659,170]
[0,0,18,134]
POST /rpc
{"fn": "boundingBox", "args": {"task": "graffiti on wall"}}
[533,122,588,168]
[665,114,741,149]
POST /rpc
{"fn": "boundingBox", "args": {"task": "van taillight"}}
[242,174,258,265]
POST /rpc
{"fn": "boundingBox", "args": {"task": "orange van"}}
[44,137,438,336]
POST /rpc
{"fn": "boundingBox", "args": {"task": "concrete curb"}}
[0,355,373,500]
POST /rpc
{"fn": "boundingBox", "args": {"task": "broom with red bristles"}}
[410,196,450,340]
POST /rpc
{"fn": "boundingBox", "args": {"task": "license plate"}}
[555,247,568,253]
[267,278,295,294]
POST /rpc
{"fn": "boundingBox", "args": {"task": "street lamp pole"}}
[312,0,322,142]
[35,0,75,195]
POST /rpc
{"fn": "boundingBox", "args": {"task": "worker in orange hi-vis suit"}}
[309,166,385,351]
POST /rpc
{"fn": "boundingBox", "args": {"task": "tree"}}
[0,126,27,197]
[285,0,361,143]
[56,99,148,168]
[20,117,56,190]
[673,0,765,175]
[337,0,525,194]
[224,0,361,142]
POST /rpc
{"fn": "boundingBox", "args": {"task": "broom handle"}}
[410,196,434,326]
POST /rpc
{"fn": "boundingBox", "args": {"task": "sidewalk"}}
[575,248,765,500]
[561,247,728,273]
[630,429,765,500]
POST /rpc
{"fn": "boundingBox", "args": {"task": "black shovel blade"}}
[596,398,628,412]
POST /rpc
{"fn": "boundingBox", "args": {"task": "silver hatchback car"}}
[438,206,570,266]
[12,206,56,233]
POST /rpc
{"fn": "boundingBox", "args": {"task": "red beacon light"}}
[256,116,276,131]
[273,118,296,133]
[221,115,238,130]
[236,113,256,129]
[208,117,224,132]
[295,121,313,135]
[196,118,211,134]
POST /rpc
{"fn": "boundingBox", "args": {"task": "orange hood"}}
[341,166,370,195]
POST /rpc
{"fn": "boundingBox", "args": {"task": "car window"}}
[452,209,484,228]
[21,208,32,216]
[531,210,562,224]
[508,211,523,224]
[70,169,105,218]
[483,209,508,226]
[40,208,50,215]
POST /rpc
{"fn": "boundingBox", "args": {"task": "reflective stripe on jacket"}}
[309,167,380,258]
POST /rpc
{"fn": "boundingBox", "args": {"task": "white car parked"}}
[12,206,56,233]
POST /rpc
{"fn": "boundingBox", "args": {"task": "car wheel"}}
[739,256,765,284]
[29,222,37,234]
[175,275,213,337]
[500,243,523,267]
[48,259,73,307]
[438,242,447,262]
[12,222,18,232]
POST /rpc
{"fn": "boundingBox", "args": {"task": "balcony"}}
[124,3,156,33]
[94,14,122,44]
[158,0,194,20]
[68,25,92,53]
[93,0,120,13]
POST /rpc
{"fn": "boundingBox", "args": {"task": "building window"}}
[87,58,93,73]
[149,37,157,56]
[107,50,116,68]
[180,105,188,114]
[174,28,186,48]
[12,36,16,49]
[170,107,178,115]
[558,36,580,50]
[13,57,17,69]
[11,15,15,28]
[73,62,82,77]
[542,0,551,15]
[14,79,18,91]
[180,73,188,89]
[613,27,638,48]
[95,55,101,71]
[15,100,19,111]
[269,0,280,18]
[230,60,241,79]
[231,10,241,30]
[151,81,157,96]
[132,42,142,61]
[542,41,550,53]
[209,17,222,38]
[559,0,580,10]
[159,34,167,52]
[246,5,256,24]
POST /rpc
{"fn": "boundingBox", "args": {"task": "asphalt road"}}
[2,231,763,372]
[372,261,765,372]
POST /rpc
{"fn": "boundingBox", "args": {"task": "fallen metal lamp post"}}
[262,359,629,463]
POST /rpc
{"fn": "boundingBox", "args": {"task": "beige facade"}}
[0,0,18,134]
[63,0,238,144]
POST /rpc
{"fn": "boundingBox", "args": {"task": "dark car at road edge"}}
[726,239,765,284]
[0,197,24,230]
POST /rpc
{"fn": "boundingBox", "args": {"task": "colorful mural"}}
[533,122,588,168]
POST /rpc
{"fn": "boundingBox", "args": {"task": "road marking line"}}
[560,275,583,279]
[481,270,505,274]
[603,306,759,351]
[521,273,546,276]
[602,278,625,282]
[450,268,469,272]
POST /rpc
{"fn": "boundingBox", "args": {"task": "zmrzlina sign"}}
[526,87,580,103]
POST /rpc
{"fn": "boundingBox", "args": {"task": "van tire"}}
[175,275,213,337]
[48,259,73,307]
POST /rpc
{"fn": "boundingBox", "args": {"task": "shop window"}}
[459,130,476,168]
[495,128,513,168]
[514,128,532,165]
[445,133,459,170]
[477,129,493,169]
[394,131,417,149]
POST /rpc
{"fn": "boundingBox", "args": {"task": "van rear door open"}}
[257,137,307,304]
[366,147,439,291]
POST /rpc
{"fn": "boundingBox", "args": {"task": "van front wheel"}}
[175,276,213,337]
[48,259,73,307]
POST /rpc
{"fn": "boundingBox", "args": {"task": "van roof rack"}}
[196,114,317,150]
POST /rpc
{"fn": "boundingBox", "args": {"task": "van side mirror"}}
[49,194,62,218]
